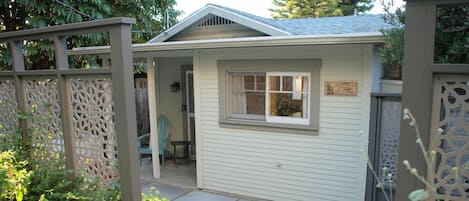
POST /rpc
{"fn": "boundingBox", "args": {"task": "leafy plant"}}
[274,93,302,116]
[0,0,182,69]
[434,5,468,64]
[0,99,168,200]
[0,150,32,201]
[142,187,168,201]
[379,0,405,80]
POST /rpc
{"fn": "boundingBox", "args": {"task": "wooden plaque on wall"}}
[324,81,358,96]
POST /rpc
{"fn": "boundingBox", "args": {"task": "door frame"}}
[365,93,401,201]
[180,65,195,158]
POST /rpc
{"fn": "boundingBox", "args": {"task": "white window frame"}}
[265,72,311,125]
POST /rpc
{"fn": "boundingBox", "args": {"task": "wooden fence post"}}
[9,41,28,148]
[109,23,141,201]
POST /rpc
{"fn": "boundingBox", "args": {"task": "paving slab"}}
[141,180,192,200]
[174,191,239,201]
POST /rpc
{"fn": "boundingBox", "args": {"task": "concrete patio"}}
[140,158,263,201]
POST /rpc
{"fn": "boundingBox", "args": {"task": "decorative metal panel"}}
[24,79,64,159]
[431,76,469,200]
[69,77,118,182]
[378,100,401,186]
[0,80,17,136]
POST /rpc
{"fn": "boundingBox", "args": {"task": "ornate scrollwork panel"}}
[431,76,469,200]
[24,79,64,159]
[0,80,18,136]
[379,100,401,186]
[69,77,118,182]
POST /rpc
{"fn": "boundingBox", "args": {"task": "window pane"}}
[229,73,265,119]
[256,76,265,90]
[244,75,255,90]
[293,76,308,100]
[246,92,265,115]
[294,76,304,92]
[269,93,307,118]
[283,76,293,91]
[231,74,245,113]
[302,76,309,93]
[269,76,280,91]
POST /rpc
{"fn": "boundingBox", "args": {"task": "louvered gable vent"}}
[165,14,269,41]
[197,16,235,27]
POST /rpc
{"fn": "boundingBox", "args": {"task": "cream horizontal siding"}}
[195,45,371,201]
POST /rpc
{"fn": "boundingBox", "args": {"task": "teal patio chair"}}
[137,115,170,165]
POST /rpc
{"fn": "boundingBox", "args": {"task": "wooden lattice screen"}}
[0,18,141,200]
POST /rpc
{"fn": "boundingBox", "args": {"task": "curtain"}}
[231,75,247,114]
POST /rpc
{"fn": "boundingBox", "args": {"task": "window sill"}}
[219,119,319,136]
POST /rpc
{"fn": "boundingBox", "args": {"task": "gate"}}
[366,93,401,201]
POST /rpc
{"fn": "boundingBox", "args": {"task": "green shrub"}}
[142,187,168,201]
[0,150,32,201]
[24,159,121,201]
[0,102,166,201]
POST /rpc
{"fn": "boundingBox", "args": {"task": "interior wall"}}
[157,57,193,154]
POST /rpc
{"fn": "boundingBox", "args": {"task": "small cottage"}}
[72,4,390,201]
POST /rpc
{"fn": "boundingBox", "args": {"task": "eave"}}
[68,32,384,55]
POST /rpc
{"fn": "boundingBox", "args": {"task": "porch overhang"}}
[68,32,384,55]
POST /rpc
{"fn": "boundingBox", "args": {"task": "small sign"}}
[325,81,358,96]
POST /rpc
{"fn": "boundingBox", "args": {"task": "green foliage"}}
[141,187,168,201]
[338,0,375,16]
[134,62,147,74]
[274,93,302,116]
[379,0,405,80]
[0,0,182,69]
[25,161,121,201]
[380,27,404,66]
[0,151,32,201]
[434,5,469,64]
[270,0,375,19]
[0,101,168,200]
[0,43,11,71]
[379,1,468,79]
[68,55,103,69]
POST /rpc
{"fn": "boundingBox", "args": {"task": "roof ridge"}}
[202,4,387,36]
[205,3,274,22]
[274,14,384,21]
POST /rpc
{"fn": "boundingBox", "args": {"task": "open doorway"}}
[140,58,197,189]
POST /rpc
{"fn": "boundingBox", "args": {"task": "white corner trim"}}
[147,4,290,43]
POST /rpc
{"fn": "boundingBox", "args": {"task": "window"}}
[266,73,310,125]
[218,59,321,133]
[228,73,265,120]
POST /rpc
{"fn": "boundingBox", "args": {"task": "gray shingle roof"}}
[208,3,390,35]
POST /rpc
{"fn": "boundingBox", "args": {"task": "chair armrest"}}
[137,133,151,147]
